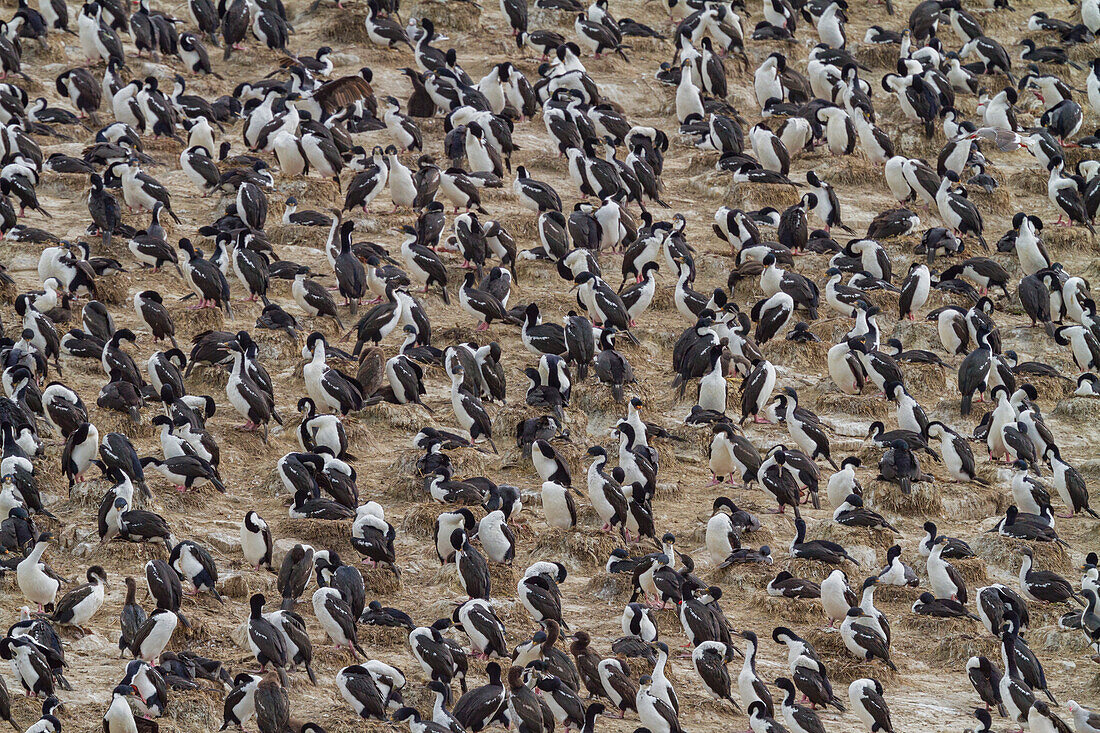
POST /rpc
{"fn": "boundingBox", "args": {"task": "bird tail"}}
[899,476,911,495]
[306,662,317,685]
[997,702,1007,718]
[210,475,227,493]
[210,586,224,604]
[353,641,367,659]
[960,393,972,416]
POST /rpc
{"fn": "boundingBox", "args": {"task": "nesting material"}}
[400,502,444,540]
[902,363,951,399]
[855,43,900,69]
[802,628,898,685]
[762,339,828,373]
[816,521,899,555]
[362,566,401,595]
[823,157,884,187]
[747,593,822,624]
[1052,395,1100,421]
[359,623,410,649]
[969,534,1072,575]
[383,451,429,502]
[487,563,517,597]
[931,633,999,666]
[781,558,851,583]
[320,10,371,43]
[868,479,944,517]
[252,328,303,361]
[94,275,129,305]
[951,556,989,586]
[279,517,353,551]
[897,612,981,635]
[734,182,800,211]
[818,393,892,422]
[411,0,481,30]
[176,306,226,334]
[585,571,633,603]
[530,527,621,570]
[1043,225,1097,253]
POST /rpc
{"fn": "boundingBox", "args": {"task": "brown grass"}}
[868,479,944,517]
[819,393,891,421]
[280,517,353,551]
[825,157,886,187]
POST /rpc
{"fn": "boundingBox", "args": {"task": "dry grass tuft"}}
[868,479,943,517]
[969,534,1072,575]
[780,558,851,583]
[357,400,429,431]
[320,9,371,43]
[855,43,900,70]
[530,527,624,571]
[873,584,918,603]
[383,450,429,502]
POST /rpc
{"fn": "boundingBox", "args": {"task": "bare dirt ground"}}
[1,0,1100,730]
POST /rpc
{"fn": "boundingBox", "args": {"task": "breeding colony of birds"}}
[3,0,1100,729]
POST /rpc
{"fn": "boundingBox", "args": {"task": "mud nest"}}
[762,338,828,374]
[487,563,517,597]
[931,632,999,666]
[897,612,982,635]
[818,393,892,422]
[1052,396,1100,421]
[252,328,303,362]
[802,628,899,685]
[411,0,481,30]
[951,556,989,586]
[901,363,951,400]
[867,479,944,517]
[176,306,226,334]
[1043,225,1097,253]
[969,534,1072,575]
[359,623,411,650]
[320,9,371,43]
[747,593,822,624]
[362,566,401,594]
[358,400,432,431]
[530,527,622,571]
[823,156,885,188]
[854,43,899,70]
[383,451,429,502]
[585,571,634,603]
[400,502,445,540]
[733,182,800,211]
[94,274,129,305]
[816,521,900,556]
[279,517,353,551]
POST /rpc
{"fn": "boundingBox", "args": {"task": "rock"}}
[71,634,113,654]
[206,531,241,554]
[221,573,250,599]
